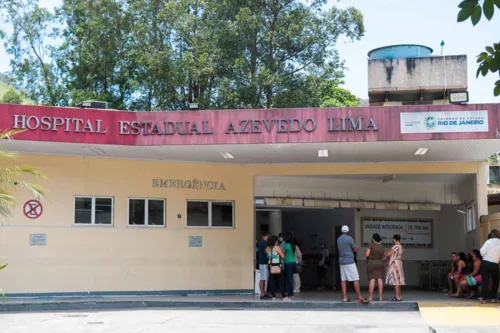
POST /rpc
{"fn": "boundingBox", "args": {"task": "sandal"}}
[479,298,486,304]
[390,297,403,302]
[492,299,499,304]
[343,298,351,302]
[358,298,370,304]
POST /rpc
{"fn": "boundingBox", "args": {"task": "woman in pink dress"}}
[385,234,405,301]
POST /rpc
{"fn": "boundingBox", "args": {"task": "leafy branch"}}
[457,0,500,96]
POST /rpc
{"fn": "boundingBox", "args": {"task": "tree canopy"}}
[457,0,500,96]
[1,89,22,104]
[0,0,364,110]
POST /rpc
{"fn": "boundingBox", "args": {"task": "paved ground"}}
[2,290,482,305]
[0,309,431,333]
[1,290,461,312]
[2,306,500,333]
[2,291,499,332]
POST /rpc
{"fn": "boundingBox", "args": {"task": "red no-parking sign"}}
[23,200,43,219]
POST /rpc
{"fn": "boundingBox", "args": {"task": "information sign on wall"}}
[30,233,47,246]
[400,110,488,134]
[188,236,203,248]
[361,218,432,248]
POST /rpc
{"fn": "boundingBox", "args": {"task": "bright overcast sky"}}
[1,0,499,104]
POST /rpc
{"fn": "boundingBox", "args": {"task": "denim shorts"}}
[259,265,269,281]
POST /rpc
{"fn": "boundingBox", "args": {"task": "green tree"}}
[1,89,22,104]
[1,0,364,110]
[0,1,67,105]
[219,0,364,109]
[57,0,134,110]
[457,0,500,96]
[320,86,360,108]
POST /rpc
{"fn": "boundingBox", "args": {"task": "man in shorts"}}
[337,225,367,303]
[257,232,270,300]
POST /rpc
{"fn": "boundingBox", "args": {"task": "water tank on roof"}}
[368,44,433,60]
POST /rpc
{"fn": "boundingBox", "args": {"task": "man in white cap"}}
[337,225,367,303]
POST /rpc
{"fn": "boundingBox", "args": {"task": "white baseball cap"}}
[341,225,349,232]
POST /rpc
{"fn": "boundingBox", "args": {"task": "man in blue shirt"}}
[257,231,270,299]
[337,225,367,303]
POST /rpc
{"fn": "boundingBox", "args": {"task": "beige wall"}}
[0,155,255,294]
[0,154,482,294]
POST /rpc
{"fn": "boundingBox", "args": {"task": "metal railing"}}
[418,260,451,291]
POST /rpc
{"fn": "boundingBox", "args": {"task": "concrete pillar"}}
[268,211,283,236]
[476,161,489,247]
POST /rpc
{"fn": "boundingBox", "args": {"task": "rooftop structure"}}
[367,44,467,106]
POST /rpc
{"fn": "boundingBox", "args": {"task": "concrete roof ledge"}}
[480,211,500,223]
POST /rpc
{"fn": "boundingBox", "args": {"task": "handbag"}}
[270,265,281,274]
[294,264,302,274]
[465,275,477,287]
[269,246,282,274]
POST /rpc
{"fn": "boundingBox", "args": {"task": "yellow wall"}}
[0,155,255,294]
[0,154,481,294]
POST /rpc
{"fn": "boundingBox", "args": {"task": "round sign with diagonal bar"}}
[23,200,43,219]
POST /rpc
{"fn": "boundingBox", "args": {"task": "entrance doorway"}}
[255,207,354,290]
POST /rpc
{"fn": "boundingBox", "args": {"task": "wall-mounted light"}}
[318,149,328,157]
[414,148,429,155]
[220,152,234,159]
[255,198,265,205]
[382,175,396,182]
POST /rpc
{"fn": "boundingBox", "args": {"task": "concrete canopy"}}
[1,103,499,164]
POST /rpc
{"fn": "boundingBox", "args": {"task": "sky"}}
[332,0,500,103]
[1,0,499,104]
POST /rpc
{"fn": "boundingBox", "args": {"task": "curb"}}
[1,300,420,313]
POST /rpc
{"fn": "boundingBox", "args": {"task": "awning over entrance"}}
[1,103,499,164]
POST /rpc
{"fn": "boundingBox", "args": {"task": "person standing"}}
[479,229,500,304]
[283,233,297,300]
[257,232,271,300]
[317,242,330,291]
[293,239,303,293]
[337,225,367,303]
[365,233,385,301]
[278,233,285,248]
[385,234,406,301]
[267,235,285,300]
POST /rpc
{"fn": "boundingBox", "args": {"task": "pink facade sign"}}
[0,103,499,146]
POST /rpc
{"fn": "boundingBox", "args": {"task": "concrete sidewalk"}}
[0,309,433,333]
[0,290,485,313]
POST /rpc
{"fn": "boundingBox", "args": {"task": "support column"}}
[268,211,283,236]
[476,161,489,246]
